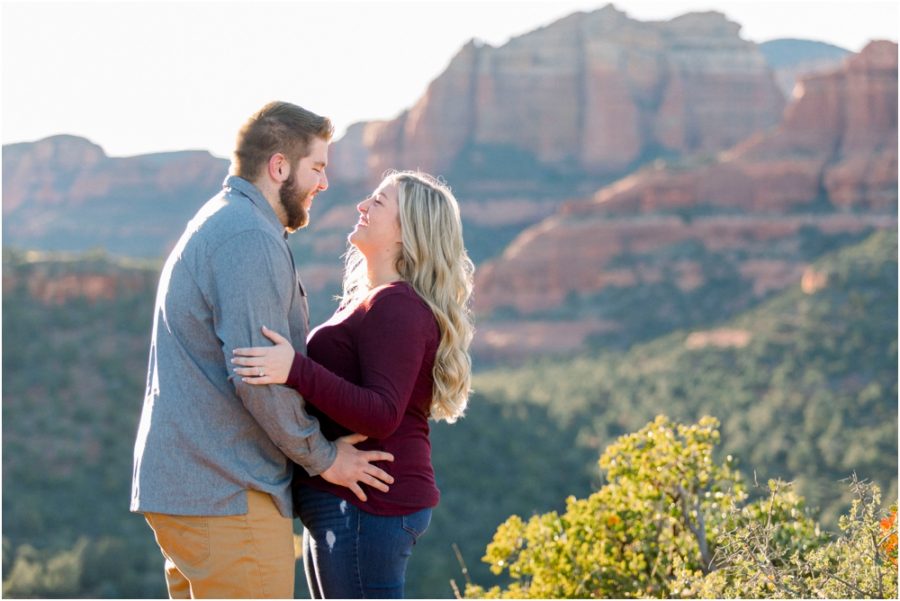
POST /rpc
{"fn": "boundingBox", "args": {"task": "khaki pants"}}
[144,490,294,599]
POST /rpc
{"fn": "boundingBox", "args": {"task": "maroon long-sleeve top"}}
[288,281,441,515]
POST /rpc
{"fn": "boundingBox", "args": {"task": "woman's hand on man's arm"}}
[232,325,295,384]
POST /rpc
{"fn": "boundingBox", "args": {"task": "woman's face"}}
[349,180,402,256]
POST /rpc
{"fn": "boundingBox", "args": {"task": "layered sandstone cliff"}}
[561,40,899,217]
[330,4,785,186]
[2,135,228,256]
[3,135,226,211]
[475,41,898,328]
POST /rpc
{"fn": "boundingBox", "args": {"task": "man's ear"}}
[267,153,289,183]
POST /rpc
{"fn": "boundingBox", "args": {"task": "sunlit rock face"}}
[474,42,898,323]
[329,5,785,186]
[2,135,228,256]
[759,38,851,99]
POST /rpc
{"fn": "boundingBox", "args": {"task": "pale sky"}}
[2,0,898,159]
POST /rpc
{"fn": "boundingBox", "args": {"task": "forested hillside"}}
[2,230,897,597]
[2,250,164,597]
[419,229,898,594]
[472,229,898,521]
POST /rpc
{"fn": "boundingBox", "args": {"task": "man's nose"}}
[319,172,329,191]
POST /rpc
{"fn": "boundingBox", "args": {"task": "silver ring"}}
[258,367,264,377]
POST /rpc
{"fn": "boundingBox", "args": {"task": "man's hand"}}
[319,434,394,502]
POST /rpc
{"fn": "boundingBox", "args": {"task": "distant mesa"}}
[473,40,897,350]
[2,134,228,257]
[329,4,785,186]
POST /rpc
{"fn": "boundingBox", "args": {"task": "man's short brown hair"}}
[233,101,334,181]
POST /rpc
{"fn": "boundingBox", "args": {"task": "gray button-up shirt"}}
[131,175,336,518]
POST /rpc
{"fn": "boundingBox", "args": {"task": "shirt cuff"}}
[300,430,337,477]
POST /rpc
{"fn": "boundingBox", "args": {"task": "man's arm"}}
[209,230,393,499]
[210,229,336,473]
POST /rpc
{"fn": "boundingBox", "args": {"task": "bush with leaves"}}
[694,475,898,598]
[465,416,898,599]
[2,539,87,598]
[463,416,837,599]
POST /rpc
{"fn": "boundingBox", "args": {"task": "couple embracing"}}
[131,101,474,598]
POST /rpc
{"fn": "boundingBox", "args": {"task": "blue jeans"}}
[295,486,432,598]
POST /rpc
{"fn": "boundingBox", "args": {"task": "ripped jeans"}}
[295,486,432,599]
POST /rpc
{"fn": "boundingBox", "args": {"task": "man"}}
[131,101,393,598]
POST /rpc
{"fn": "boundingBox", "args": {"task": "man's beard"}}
[279,172,311,232]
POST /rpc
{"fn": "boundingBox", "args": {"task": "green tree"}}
[466,416,896,599]
[466,416,819,598]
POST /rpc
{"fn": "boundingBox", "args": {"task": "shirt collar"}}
[222,175,287,238]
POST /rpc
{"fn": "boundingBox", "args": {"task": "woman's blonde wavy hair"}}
[339,170,475,423]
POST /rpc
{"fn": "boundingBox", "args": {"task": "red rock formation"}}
[758,39,851,98]
[562,40,898,217]
[474,42,898,319]
[742,40,898,210]
[801,267,829,294]
[3,136,226,214]
[472,318,618,363]
[684,328,752,350]
[2,136,105,212]
[475,214,894,315]
[2,135,229,256]
[5,256,156,305]
[28,273,118,304]
[330,5,784,185]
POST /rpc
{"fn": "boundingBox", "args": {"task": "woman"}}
[232,170,474,598]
